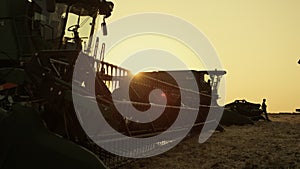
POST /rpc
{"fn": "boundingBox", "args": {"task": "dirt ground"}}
[119,114,300,169]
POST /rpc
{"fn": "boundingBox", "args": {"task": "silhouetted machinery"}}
[225,100,264,119]
[220,99,265,126]
[0,0,226,168]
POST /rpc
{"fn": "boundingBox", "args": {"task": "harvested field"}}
[119,114,300,169]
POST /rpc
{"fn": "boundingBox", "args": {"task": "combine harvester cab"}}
[0,0,113,168]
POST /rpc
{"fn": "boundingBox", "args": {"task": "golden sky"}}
[94,0,300,113]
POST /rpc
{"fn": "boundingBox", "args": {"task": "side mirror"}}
[46,0,56,13]
[101,21,107,36]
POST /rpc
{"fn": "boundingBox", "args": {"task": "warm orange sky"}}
[95,0,300,113]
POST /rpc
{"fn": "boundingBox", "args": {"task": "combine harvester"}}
[0,0,226,168]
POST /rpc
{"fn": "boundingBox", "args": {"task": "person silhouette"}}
[261,99,271,121]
